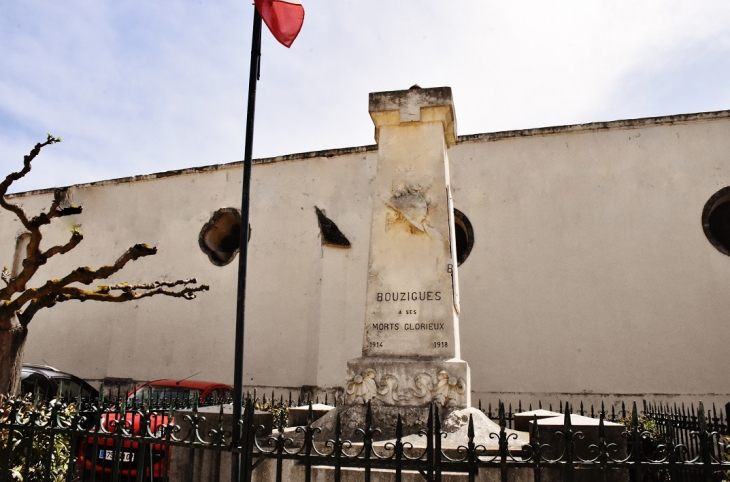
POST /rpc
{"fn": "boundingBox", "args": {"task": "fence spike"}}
[565,401,572,430]
[631,402,639,430]
[366,400,373,428]
[698,401,707,431]
[598,412,606,439]
[499,401,506,430]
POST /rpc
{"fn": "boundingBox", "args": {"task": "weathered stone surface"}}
[399,407,529,456]
[512,409,562,432]
[345,357,469,407]
[368,86,457,146]
[362,86,462,361]
[310,404,528,456]
[288,403,334,427]
[311,402,446,441]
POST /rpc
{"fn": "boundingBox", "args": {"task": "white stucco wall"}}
[4,110,730,408]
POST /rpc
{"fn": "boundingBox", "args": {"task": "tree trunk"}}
[0,316,28,396]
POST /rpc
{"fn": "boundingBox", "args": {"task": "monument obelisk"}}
[345,86,471,409]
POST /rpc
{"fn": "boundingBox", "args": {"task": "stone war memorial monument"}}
[314,86,524,449]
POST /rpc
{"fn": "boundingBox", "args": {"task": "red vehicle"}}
[77,379,232,479]
[127,379,233,406]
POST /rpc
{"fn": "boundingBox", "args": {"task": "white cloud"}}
[2,0,730,192]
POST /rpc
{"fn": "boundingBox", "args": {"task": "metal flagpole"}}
[232,6,262,482]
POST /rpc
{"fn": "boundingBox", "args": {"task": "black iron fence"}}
[2,393,730,482]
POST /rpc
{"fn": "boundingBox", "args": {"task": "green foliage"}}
[619,414,670,482]
[0,396,77,481]
[722,435,730,481]
[619,414,665,446]
[255,399,288,429]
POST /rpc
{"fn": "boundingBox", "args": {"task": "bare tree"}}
[0,136,209,394]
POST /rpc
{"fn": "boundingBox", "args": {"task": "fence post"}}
[467,414,476,482]
[426,403,434,481]
[304,402,314,482]
[531,414,542,482]
[498,402,509,482]
[434,405,442,482]
[242,396,256,482]
[333,413,343,482]
[563,402,574,482]
[697,402,714,482]
[395,414,403,482]
[596,413,608,482]
[630,402,643,482]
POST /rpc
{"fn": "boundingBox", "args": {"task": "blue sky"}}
[2,1,730,193]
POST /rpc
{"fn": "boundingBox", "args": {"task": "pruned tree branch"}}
[1,135,209,395]
[42,230,83,260]
[2,177,84,300]
[1,243,159,323]
[17,280,209,326]
[0,135,61,229]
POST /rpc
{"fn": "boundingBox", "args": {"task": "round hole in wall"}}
[702,187,730,256]
[453,209,474,266]
[199,208,244,266]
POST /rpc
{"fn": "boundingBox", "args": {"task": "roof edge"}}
[458,109,730,144]
[8,108,730,198]
[7,144,378,199]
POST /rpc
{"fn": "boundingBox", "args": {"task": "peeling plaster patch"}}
[389,186,428,233]
[314,207,351,248]
[199,208,244,266]
[386,186,444,240]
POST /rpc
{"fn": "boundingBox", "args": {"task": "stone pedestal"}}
[345,357,470,408]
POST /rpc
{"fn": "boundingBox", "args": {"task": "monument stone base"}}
[344,357,471,408]
[311,404,528,456]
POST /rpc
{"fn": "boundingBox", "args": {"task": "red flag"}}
[254,0,305,48]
